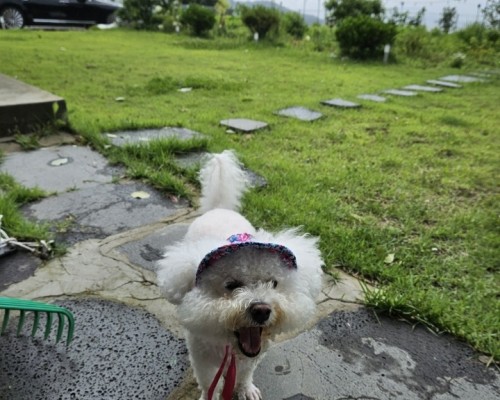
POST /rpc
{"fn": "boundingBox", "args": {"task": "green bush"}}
[335,15,397,59]
[283,12,308,40]
[180,4,216,37]
[457,23,499,47]
[394,26,461,66]
[308,23,336,52]
[239,5,281,40]
[119,0,164,30]
[395,26,432,58]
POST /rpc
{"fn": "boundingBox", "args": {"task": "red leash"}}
[207,345,236,400]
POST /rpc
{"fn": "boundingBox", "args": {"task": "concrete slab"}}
[0,145,122,193]
[105,127,204,147]
[275,107,323,121]
[22,182,189,245]
[254,309,500,400]
[0,298,189,400]
[320,98,361,108]
[427,80,462,88]
[439,75,486,83]
[0,251,42,291]
[220,118,268,133]
[357,94,387,103]
[383,89,418,97]
[403,84,443,92]
[118,223,190,272]
[0,73,67,136]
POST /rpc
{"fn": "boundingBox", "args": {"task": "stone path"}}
[1,72,499,400]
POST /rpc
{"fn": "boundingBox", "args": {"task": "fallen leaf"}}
[131,191,150,199]
[384,253,395,264]
[49,157,70,167]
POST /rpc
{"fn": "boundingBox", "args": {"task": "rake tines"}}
[0,297,74,345]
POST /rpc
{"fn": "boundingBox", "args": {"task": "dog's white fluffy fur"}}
[156,150,324,400]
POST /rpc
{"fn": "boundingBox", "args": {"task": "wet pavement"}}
[1,74,499,400]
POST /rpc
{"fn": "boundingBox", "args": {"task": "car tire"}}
[1,6,25,29]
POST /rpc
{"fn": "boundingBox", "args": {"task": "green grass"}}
[0,173,49,241]
[0,29,498,360]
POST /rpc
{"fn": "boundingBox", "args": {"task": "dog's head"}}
[176,244,320,358]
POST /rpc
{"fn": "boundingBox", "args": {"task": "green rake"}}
[0,297,74,345]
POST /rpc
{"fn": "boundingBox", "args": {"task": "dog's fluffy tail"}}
[199,150,249,213]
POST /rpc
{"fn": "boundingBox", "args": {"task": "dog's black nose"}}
[249,302,272,324]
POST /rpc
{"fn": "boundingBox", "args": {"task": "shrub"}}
[180,4,216,37]
[395,26,432,58]
[119,0,164,30]
[239,5,281,40]
[283,12,308,40]
[394,26,461,67]
[335,15,397,59]
[308,23,336,52]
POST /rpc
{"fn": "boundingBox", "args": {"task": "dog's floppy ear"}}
[156,244,198,305]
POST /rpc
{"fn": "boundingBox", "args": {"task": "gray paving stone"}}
[22,182,188,245]
[220,118,268,133]
[0,145,122,193]
[254,309,500,400]
[105,127,203,147]
[439,75,486,83]
[0,251,42,291]
[427,80,462,88]
[118,223,190,272]
[275,106,323,121]
[357,94,387,103]
[402,84,443,92]
[320,98,361,108]
[0,298,189,400]
[383,89,419,97]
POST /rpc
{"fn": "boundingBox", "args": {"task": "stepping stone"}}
[0,298,189,400]
[0,252,42,291]
[439,75,485,83]
[118,223,190,272]
[383,89,418,97]
[427,80,462,88]
[220,118,268,133]
[106,127,203,147]
[275,106,323,121]
[0,145,122,193]
[470,72,494,79]
[22,182,188,245]
[357,94,387,103]
[402,85,443,93]
[320,98,361,108]
[254,308,500,400]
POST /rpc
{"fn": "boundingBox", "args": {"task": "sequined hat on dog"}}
[195,233,297,285]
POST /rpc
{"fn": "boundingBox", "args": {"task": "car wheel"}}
[1,6,25,29]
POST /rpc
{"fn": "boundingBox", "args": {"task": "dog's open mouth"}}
[234,327,263,358]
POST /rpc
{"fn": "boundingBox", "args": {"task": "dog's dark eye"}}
[225,281,243,291]
[272,280,278,289]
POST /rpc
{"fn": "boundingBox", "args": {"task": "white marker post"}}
[383,44,391,64]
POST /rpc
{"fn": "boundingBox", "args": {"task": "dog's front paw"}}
[237,383,262,400]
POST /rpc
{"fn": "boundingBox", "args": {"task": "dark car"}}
[0,0,121,29]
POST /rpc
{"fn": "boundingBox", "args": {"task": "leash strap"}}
[207,345,236,400]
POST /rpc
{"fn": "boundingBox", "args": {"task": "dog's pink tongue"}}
[238,327,261,355]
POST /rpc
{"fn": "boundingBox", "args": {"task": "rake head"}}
[0,297,74,346]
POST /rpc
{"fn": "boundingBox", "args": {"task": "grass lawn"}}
[0,29,498,360]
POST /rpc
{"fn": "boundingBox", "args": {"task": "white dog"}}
[156,151,324,400]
